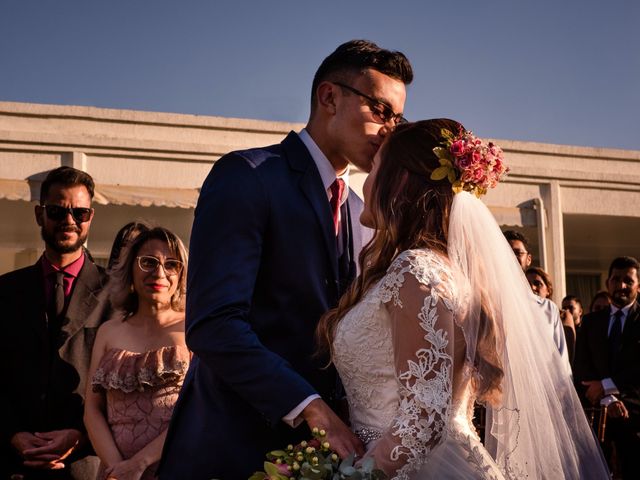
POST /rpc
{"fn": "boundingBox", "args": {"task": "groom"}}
[159,40,413,479]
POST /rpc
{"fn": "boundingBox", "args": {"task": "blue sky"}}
[1,0,638,150]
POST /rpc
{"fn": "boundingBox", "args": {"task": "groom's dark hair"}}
[310,39,413,111]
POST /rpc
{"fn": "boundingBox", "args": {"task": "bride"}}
[317,119,609,479]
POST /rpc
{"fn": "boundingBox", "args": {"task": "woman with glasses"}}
[84,227,189,480]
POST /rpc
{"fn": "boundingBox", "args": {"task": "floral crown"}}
[430,128,509,197]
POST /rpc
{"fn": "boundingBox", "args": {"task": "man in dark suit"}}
[0,167,111,479]
[159,40,413,479]
[575,256,640,478]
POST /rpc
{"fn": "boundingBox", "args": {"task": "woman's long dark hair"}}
[317,119,504,405]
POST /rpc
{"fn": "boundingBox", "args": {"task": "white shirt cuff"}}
[600,394,620,407]
[601,378,619,395]
[282,394,321,428]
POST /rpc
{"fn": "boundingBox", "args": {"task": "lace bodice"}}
[334,249,476,479]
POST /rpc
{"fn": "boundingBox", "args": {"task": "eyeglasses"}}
[512,250,529,258]
[136,255,184,276]
[334,82,407,126]
[44,205,93,223]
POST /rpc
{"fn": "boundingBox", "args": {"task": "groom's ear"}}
[316,81,338,116]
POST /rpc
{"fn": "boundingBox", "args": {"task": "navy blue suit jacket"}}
[159,132,368,479]
[574,301,640,417]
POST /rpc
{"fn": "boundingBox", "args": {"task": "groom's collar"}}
[298,129,350,201]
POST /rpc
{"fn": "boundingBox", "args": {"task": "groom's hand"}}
[302,398,365,459]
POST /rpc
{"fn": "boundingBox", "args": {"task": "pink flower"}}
[450,140,466,156]
[456,154,473,169]
[276,463,292,477]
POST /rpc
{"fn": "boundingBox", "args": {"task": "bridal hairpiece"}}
[430,128,509,197]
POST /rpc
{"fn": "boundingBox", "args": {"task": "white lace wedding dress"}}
[331,192,610,479]
[333,249,504,479]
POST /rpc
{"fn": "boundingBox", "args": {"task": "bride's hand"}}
[302,398,365,459]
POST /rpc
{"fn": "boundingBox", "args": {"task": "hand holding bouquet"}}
[249,428,387,480]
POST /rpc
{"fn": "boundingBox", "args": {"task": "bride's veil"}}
[447,191,609,479]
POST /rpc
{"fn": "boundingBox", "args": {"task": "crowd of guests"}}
[1,167,190,479]
[503,230,640,479]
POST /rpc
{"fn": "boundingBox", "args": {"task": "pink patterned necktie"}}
[329,178,345,236]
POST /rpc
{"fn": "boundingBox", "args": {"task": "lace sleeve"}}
[367,251,455,479]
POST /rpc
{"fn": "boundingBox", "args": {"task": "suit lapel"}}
[622,300,640,347]
[283,132,339,281]
[592,307,612,374]
[62,257,104,340]
[27,263,49,349]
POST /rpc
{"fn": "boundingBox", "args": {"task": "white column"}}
[542,180,566,303]
[61,151,87,170]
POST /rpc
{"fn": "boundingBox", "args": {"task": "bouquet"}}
[249,428,387,480]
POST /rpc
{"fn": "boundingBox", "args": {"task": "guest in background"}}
[1,166,110,479]
[590,290,612,314]
[84,227,189,480]
[526,266,553,299]
[574,256,640,478]
[107,222,150,270]
[524,266,571,376]
[503,229,532,271]
[561,294,583,363]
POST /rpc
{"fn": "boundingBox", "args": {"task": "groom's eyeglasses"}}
[44,205,93,223]
[334,82,407,127]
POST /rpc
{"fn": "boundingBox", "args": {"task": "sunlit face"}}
[35,184,94,256]
[607,267,639,308]
[132,239,180,307]
[327,68,406,173]
[508,239,532,271]
[360,148,383,228]
[526,272,550,298]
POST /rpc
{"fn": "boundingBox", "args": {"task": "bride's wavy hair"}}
[317,119,503,405]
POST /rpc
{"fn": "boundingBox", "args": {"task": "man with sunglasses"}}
[159,40,413,479]
[1,166,110,479]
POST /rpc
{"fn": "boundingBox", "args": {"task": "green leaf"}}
[360,457,375,473]
[263,462,280,476]
[441,128,454,141]
[248,474,266,480]
[447,170,457,183]
[269,450,287,457]
[432,146,450,160]
[431,166,450,181]
[339,453,355,470]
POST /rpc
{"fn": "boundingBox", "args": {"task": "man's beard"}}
[41,226,87,254]
[612,290,636,308]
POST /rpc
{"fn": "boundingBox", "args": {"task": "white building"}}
[1,101,638,305]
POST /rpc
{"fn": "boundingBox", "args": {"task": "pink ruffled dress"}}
[91,345,190,479]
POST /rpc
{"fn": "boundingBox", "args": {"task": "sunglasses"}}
[334,82,407,126]
[136,255,184,276]
[44,205,93,223]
